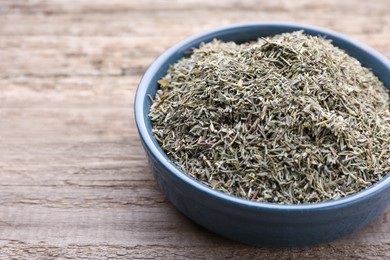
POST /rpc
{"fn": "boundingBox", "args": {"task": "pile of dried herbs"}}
[149,31,390,204]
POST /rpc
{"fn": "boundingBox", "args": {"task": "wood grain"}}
[0,0,389,258]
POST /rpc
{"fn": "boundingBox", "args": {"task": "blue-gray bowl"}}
[135,22,390,247]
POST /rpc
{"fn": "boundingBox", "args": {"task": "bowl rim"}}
[135,21,390,212]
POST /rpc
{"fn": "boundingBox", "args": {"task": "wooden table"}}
[1,0,389,258]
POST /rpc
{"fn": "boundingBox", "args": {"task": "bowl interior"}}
[136,22,390,210]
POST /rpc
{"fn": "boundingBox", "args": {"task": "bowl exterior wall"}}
[146,148,390,247]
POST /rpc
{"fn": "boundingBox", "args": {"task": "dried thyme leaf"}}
[149,31,390,204]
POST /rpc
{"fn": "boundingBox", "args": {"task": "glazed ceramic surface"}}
[135,22,390,247]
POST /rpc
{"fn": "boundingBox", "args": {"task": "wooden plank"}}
[0,12,389,38]
[0,35,388,80]
[0,0,389,38]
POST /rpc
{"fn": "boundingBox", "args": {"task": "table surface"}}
[1,0,389,258]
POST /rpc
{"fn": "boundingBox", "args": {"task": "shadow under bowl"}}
[135,22,390,247]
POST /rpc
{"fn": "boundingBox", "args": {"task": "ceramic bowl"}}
[134,22,390,247]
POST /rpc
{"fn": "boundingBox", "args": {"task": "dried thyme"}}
[149,31,390,204]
